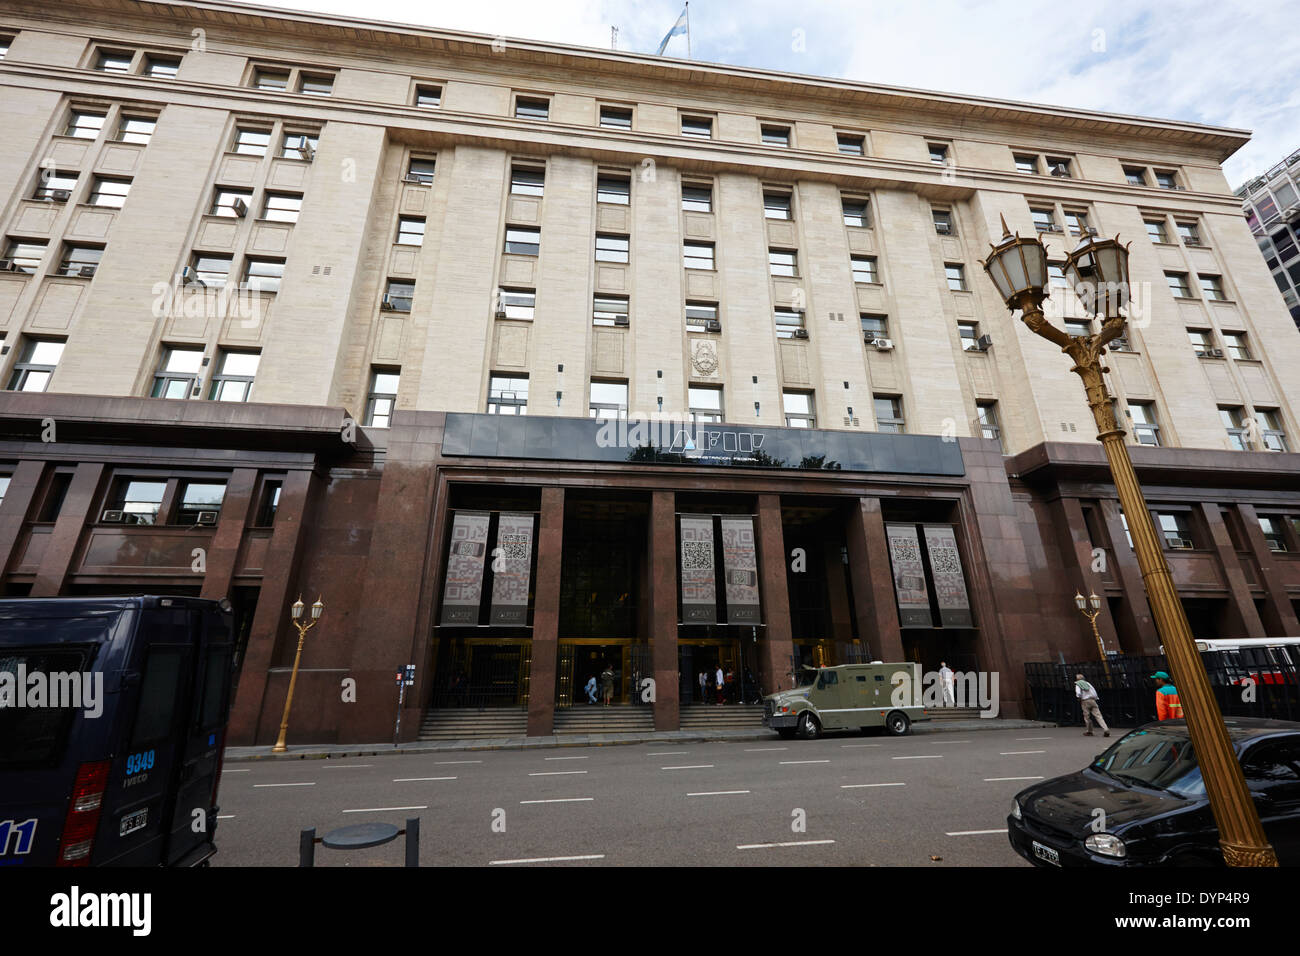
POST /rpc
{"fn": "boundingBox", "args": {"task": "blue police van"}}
[0,596,235,867]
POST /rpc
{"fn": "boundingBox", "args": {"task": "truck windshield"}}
[795,669,817,689]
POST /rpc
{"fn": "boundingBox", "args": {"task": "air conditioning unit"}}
[613,314,630,327]
[1047,223,1064,233]
[101,510,125,523]
[0,259,14,271]
[1207,348,1224,358]
[705,319,722,333]
[78,265,97,278]
[380,295,396,311]
[934,223,952,235]
[494,306,508,319]
[1168,537,1193,550]
[300,143,315,163]
[402,174,425,184]
[1050,165,1070,177]
[50,189,71,203]
[196,511,219,526]
[791,328,809,339]
[975,333,993,351]
[1171,185,1187,191]
[1183,237,1201,246]
[1268,543,1286,553]
[872,337,894,350]
[232,198,248,218]
[181,265,204,286]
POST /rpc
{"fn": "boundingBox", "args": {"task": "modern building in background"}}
[1234,146,1300,329]
[1,0,1298,745]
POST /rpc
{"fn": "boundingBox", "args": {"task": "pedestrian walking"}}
[1074,673,1110,737]
[715,664,725,706]
[939,661,955,707]
[600,663,615,706]
[584,674,597,704]
[698,669,707,704]
[1151,670,1183,720]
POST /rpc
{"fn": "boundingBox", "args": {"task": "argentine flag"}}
[656,5,688,55]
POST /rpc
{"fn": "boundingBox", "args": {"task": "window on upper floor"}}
[1186,328,1213,356]
[210,188,252,217]
[681,114,713,138]
[488,374,528,415]
[34,171,78,202]
[958,321,980,350]
[176,481,226,525]
[1199,274,1227,301]
[0,35,13,60]
[514,96,549,120]
[1257,409,1288,452]
[117,114,156,144]
[861,314,889,339]
[682,184,712,212]
[497,288,535,320]
[1128,401,1161,446]
[685,302,718,330]
[383,279,415,311]
[151,345,203,399]
[1156,512,1195,550]
[599,105,633,130]
[768,248,798,277]
[1165,272,1192,298]
[1220,406,1248,450]
[689,386,724,423]
[510,165,545,197]
[1222,332,1251,361]
[95,49,134,73]
[684,242,714,270]
[1064,319,1092,337]
[1176,220,1202,246]
[1259,515,1288,552]
[5,238,47,273]
[1031,207,1057,233]
[504,226,540,256]
[108,478,166,524]
[261,193,302,223]
[282,131,319,161]
[843,198,870,228]
[874,394,904,433]
[851,255,878,284]
[414,85,442,107]
[244,258,284,293]
[7,338,64,392]
[1144,218,1169,243]
[233,127,271,156]
[977,401,1002,447]
[597,174,630,205]
[783,390,815,428]
[209,350,259,402]
[595,234,629,263]
[57,244,103,277]
[1153,169,1179,189]
[1048,262,1068,286]
[252,67,289,91]
[190,253,232,287]
[65,109,106,141]
[1063,210,1089,236]
[932,207,953,235]
[761,124,790,147]
[763,191,792,220]
[1014,153,1039,174]
[1124,166,1148,186]
[396,217,426,246]
[837,133,864,156]
[928,142,950,165]
[144,54,181,78]
[773,308,803,338]
[593,295,629,327]
[406,157,436,184]
[589,380,628,419]
[945,263,967,291]
[365,368,400,427]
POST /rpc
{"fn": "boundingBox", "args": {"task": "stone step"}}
[418,708,528,740]
[552,706,655,734]
[923,707,985,720]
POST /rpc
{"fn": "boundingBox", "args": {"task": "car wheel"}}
[797,713,821,740]
[777,728,796,740]
[885,711,910,736]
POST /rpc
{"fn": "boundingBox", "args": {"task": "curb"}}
[223,718,1060,762]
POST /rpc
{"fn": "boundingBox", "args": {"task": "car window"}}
[130,647,185,747]
[1243,738,1300,785]
[198,645,232,730]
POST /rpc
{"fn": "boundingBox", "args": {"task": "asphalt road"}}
[212,725,1125,866]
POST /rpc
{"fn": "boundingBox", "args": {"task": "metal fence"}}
[1026,648,1300,727]
[429,644,531,710]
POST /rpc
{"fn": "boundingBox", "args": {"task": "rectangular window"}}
[597,175,630,205]
[1046,156,1072,177]
[210,188,252,217]
[113,480,166,524]
[932,207,953,235]
[774,308,803,337]
[589,380,628,419]
[1165,272,1192,297]
[1031,207,1056,232]
[593,295,629,326]
[510,166,545,196]
[365,369,400,427]
[209,350,259,401]
[244,258,284,293]
[498,288,535,320]
[191,254,232,287]
[7,339,64,392]
[255,480,281,527]
[1259,516,1287,552]
[261,192,302,223]
[1170,222,1200,248]
[945,263,967,291]
[1064,210,1089,236]
[89,177,131,208]
[874,395,904,433]
[1048,262,1068,286]
[415,85,442,107]
[1157,512,1194,550]
[1144,218,1168,243]
[929,143,950,164]
[1154,170,1178,189]
[383,279,415,312]
[837,133,864,156]
[95,49,133,73]
[396,217,426,246]
[1065,319,1092,337]
[515,96,549,120]
[177,482,226,524]
[1199,274,1226,301]
[281,131,319,160]
[843,199,869,228]
[599,105,633,129]
[977,401,1002,447]
[682,184,712,212]
[488,374,529,415]
[769,249,797,277]
[0,36,13,60]
[65,110,106,140]
[684,242,714,270]
[1124,166,1147,186]
[1187,328,1213,356]
[253,68,289,91]
[1014,154,1039,174]
[686,302,718,329]
[233,128,271,156]
[763,191,792,220]
[958,321,980,350]
[406,157,436,184]
[681,115,713,138]
[851,255,878,284]
[145,55,181,78]
[1257,409,1288,452]
[861,314,888,338]
[595,234,629,263]
[6,239,47,273]
[783,390,815,428]
[1129,401,1160,446]
[57,244,103,277]
[761,125,790,147]
[117,114,156,145]
[151,346,203,399]
[689,386,724,423]
[1222,332,1250,361]
[504,226,540,256]
[1220,406,1248,450]
[34,172,78,202]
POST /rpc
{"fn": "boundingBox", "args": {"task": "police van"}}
[762,662,929,739]
[0,596,235,867]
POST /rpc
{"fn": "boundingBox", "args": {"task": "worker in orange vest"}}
[1151,671,1184,720]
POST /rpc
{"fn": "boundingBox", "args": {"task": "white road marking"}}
[841,744,881,748]
[688,790,751,796]
[216,815,236,819]
[223,768,251,773]
[393,776,457,782]
[253,782,315,788]
[999,750,1046,755]
[648,751,689,755]
[946,828,1009,836]
[661,765,714,770]
[737,839,835,850]
[520,797,595,804]
[744,747,788,752]
[930,740,972,744]
[434,760,483,765]
[528,770,588,776]
[489,854,604,865]
[841,783,906,789]
[779,759,830,765]
[545,756,590,760]
[891,755,943,760]
[985,776,1044,782]
[1016,737,1052,740]
[321,764,374,769]
[343,805,428,813]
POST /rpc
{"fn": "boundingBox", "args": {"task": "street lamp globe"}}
[311,596,325,620]
[1089,592,1102,611]
[291,596,304,620]
[1074,592,1087,611]
[1063,232,1132,319]
[981,215,1049,314]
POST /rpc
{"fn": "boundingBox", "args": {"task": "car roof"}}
[0,596,221,621]
[1147,717,1300,742]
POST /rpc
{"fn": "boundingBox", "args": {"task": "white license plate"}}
[1032,840,1060,866]
[119,809,147,837]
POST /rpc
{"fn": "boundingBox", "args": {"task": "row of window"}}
[1116,509,1300,555]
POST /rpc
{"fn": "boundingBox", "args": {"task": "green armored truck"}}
[762,662,928,739]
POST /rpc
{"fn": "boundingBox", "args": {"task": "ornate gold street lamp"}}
[983,217,1277,867]
[1073,591,1110,677]
[271,595,325,754]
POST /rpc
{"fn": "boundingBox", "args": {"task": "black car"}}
[1008,718,1300,867]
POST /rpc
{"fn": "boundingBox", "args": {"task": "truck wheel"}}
[777,728,796,740]
[797,713,821,740]
[885,711,910,736]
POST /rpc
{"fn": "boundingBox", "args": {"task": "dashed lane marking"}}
[343,805,428,813]
[737,839,835,850]
[985,776,1044,782]
[489,854,605,865]
[840,783,906,789]
[945,828,1009,836]
[393,776,457,782]
[520,797,595,804]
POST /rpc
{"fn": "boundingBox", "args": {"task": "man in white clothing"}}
[1075,673,1110,737]
[938,661,955,707]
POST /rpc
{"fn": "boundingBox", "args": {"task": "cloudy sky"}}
[250,0,1298,188]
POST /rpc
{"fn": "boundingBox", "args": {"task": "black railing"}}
[1026,648,1299,727]
[430,644,530,710]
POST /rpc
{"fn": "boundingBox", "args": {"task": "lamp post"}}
[1073,591,1110,677]
[271,595,324,754]
[982,217,1276,867]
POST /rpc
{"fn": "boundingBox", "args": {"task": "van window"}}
[0,644,97,768]
[198,646,231,730]
[130,647,185,747]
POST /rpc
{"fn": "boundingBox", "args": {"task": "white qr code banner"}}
[720,516,760,624]
[885,522,932,628]
[923,524,972,627]
[679,514,717,623]
[441,510,490,625]
[490,512,534,626]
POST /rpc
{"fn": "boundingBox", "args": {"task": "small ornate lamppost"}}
[272,595,324,754]
[1073,591,1109,673]
[982,217,1276,867]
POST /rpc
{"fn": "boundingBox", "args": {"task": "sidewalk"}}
[224,716,1059,762]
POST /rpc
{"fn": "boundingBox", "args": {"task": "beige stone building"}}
[1,0,1297,743]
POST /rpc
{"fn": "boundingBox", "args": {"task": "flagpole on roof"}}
[686,2,692,59]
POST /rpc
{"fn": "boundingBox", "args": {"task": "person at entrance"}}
[698,670,708,704]
[1074,673,1110,737]
[585,674,598,704]
[715,665,725,706]
[1151,671,1183,720]
[939,661,955,707]
[601,663,615,706]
